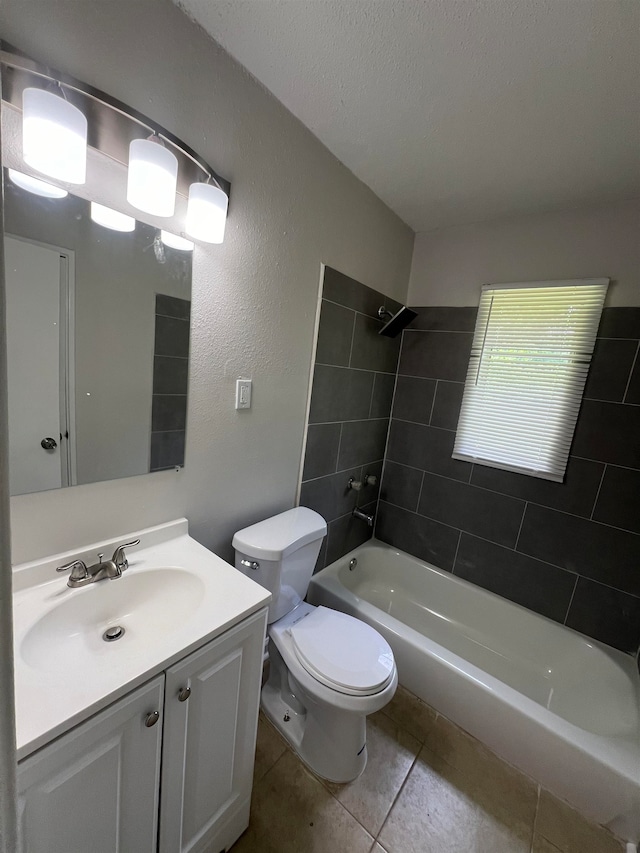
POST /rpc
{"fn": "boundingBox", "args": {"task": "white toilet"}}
[233,507,397,783]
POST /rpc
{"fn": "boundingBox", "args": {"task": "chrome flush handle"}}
[240,559,260,570]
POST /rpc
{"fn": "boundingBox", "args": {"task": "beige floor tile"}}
[253,712,288,786]
[324,710,420,836]
[535,789,625,853]
[232,749,374,853]
[379,745,536,853]
[380,683,438,743]
[531,834,563,852]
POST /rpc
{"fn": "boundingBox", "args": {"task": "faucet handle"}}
[56,559,88,580]
[111,539,140,571]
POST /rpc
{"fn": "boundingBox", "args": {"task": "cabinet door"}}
[159,608,267,853]
[17,676,164,853]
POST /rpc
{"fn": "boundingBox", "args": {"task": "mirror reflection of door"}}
[5,235,75,495]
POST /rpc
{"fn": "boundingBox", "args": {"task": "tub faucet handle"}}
[364,473,378,486]
[347,477,363,492]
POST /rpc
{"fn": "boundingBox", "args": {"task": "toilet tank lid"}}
[232,507,327,561]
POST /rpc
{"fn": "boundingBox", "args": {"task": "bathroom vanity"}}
[12,519,270,853]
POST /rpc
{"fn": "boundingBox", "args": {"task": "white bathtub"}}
[308,540,640,843]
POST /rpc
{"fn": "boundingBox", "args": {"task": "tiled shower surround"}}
[380,306,640,655]
[300,267,402,567]
[301,270,640,657]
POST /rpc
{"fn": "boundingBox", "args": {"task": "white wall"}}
[0,0,414,564]
[409,199,640,306]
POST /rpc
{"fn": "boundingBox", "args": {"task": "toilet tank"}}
[232,507,327,623]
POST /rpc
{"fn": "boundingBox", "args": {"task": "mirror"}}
[3,168,192,496]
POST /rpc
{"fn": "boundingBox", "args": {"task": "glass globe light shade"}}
[185,182,228,244]
[8,169,68,199]
[127,138,178,217]
[22,88,87,184]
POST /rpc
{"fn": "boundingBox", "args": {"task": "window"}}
[452,279,608,482]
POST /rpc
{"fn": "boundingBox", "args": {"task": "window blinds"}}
[452,279,609,482]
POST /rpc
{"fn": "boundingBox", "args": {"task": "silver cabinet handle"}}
[145,711,160,727]
[240,559,260,570]
[178,686,191,702]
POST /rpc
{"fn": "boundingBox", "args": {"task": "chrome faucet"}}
[352,508,374,528]
[56,539,140,588]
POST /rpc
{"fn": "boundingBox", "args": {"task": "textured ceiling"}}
[177,0,640,232]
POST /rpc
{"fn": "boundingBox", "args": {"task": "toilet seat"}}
[289,606,395,696]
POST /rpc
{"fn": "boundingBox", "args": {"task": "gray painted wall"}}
[0,0,414,566]
[409,199,640,307]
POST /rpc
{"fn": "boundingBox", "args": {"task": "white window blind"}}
[452,279,609,482]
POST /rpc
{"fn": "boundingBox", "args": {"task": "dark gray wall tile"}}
[338,419,389,469]
[315,300,355,367]
[156,294,190,320]
[350,314,401,373]
[387,420,472,482]
[409,307,477,332]
[150,430,185,470]
[625,350,640,404]
[370,373,396,419]
[151,395,187,432]
[572,400,640,468]
[392,376,436,425]
[309,365,374,424]
[418,473,525,547]
[565,579,640,654]
[592,466,640,534]
[454,534,575,623]
[470,456,604,518]
[430,381,465,431]
[299,469,359,523]
[326,500,376,564]
[323,267,402,319]
[152,356,189,395]
[302,423,341,480]
[380,461,423,511]
[597,308,640,339]
[517,504,640,597]
[313,536,328,574]
[398,331,473,382]
[583,339,638,402]
[376,501,460,571]
[154,315,190,358]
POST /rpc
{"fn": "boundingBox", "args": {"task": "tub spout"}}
[352,507,374,528]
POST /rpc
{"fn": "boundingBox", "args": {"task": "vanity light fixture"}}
[22,87,87,184]
[90,202,136,232]
[185,181,228,244]
[160,230,194,252]
[8,168,68,199]
[127,136,178,217]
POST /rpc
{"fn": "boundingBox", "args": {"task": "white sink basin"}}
[12,518,271,760]
[20,568,206,673]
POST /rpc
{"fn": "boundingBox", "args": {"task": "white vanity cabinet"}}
[17,608,267,853]
[159,609,266,853]
[17,676,164,853]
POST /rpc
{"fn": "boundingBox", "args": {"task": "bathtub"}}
[307,540,640,843]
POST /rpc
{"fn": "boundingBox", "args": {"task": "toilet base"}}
[261,678,368,784]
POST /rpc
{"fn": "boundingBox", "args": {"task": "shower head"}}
[378,305,418,337]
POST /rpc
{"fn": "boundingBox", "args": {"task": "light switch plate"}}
[235,379,252,409]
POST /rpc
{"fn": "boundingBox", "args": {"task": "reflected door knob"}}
[41,437,57,450]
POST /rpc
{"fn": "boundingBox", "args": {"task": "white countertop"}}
[12,518,270,760]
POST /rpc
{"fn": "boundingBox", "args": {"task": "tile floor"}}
[231,685,626,853]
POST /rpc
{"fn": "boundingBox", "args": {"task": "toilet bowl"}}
[233,507,397,782]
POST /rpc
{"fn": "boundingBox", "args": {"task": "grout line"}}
[334,424,344,476]
[301,457,386,485]
[514,502,528,551]
[590,464,607,520]
[403,328,472,334]
[622,340,640,403]
[347,310,357,369]
[450,529,463,575]
[393,416,455,432]
[397,371,465,383]
[367,375,376,419]
[563,575,580,625]
[427,380,438,426]
[528,785,542,853]
[571,456,640,474]
[414,470,425,513]
[315,361,397,376]
[320,296,400,323]
[310,416,391,427]
[374,749,422,845]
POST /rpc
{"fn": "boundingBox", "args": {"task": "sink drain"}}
[103,625,125,642]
